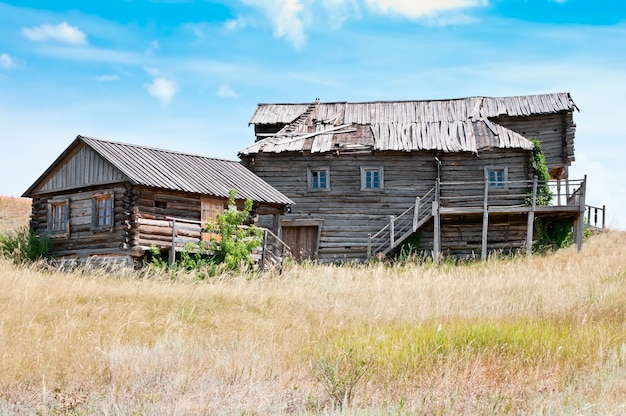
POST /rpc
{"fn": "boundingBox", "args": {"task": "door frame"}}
[280,218,324,260]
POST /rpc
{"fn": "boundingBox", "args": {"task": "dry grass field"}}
[0,195,625,415]
[0,196,30,234]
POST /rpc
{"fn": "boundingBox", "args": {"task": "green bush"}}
[211,189,263,271]
[533,217,574,252]
[0,226,49,265]
[529,138,553,206]
[146,189,262,277]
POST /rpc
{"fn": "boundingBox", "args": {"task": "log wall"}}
[30,184,130,258]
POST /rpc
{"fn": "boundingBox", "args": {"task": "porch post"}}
[526,176,538,256]
[481,177,489,261]
[389,215,395,248]
[575,175,587,251]
[433,179,441,264]
[169,218,176,265]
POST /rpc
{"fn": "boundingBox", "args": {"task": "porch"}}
[368,176,605,262]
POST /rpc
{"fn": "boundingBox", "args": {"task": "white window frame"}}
[92,191,114,232]
[484,166,508,190]
[47,198,69,237]
[360,166,384,190]
[307,167,330,191]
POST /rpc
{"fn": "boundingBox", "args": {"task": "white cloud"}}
[241,0,486,48]
[0,52,15,69]
[146,77,178,104]
[363,0,488,18]
[217,85,239,98]
[96,74,120,82]
[242,0,308,48]
[322,0,360,28]
[21,22,88,45]
[224,16,250,31]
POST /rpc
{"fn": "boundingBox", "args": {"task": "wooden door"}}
[201,198,224,242]
[281,225,319,261]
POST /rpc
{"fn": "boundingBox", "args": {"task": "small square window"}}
[307,167,330,191]
[155,200,167,209]
[361,166,384,190]
[485,166,508,190]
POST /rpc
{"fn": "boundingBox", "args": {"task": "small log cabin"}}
[23,135,293,267]
[239,93,587,262]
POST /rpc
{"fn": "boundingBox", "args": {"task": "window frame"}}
[92,191,114,232]
[360,166,384,190]
[47,198,69,238]
[307,167,331,191]
[484,166,509,191]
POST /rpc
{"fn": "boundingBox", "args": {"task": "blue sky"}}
[1,0,625,229]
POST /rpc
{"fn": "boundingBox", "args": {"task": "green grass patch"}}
[311,319,626,382]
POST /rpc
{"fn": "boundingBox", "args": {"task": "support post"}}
[389,215,395,248]
[481,177,489,261]
[367,233,372,257]
[602,205,606,231]
[575,175,587,251]
[432,200,440,264]
[526,176,538,256]
[259,229,267,272]
[169,218,176,266]
[413,196,421,231]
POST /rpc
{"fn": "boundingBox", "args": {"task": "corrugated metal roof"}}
[249,93,576,125]
[24,136,293,205]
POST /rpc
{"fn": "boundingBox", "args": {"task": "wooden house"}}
[23,136,293,267]
[239,93,590,262]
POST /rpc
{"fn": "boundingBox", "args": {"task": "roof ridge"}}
[78,135,240,163]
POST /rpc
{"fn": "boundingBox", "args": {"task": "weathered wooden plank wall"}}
[245,148,532,262]
[38,146,126,193]
[490,112,574,173]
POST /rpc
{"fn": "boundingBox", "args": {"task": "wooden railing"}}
[438,178,586,209]
[367,186,435,257]
[367,177,594,259]
[258,228,290,274]
[584,204,606,230]
[167,216,289,273]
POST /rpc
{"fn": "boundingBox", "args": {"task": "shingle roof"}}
[249,93,577,125]
[241,93,576,156]
[24,136,293,206]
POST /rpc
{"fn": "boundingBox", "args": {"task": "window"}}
[48,200,69,235]
[485,166,508,190]
[307,167,330,190]
[361,166,384,190]
[154,200,167,209]
[92,192,114,231]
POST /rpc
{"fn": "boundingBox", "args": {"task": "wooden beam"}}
[432,201,440,264]
[481,178,489,262]
[576,175,587,251]
[526,176,537,256]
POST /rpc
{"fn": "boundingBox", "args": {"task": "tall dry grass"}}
[1,231,625,414]
[0,196,30,234]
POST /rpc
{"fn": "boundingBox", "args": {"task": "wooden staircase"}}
[367,186,436,257]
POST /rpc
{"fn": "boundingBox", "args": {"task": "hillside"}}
[0,195,31,234]
[0,225,625,414]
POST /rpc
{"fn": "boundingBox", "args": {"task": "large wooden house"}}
[23,136,293,267]
[239,93,589,262]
